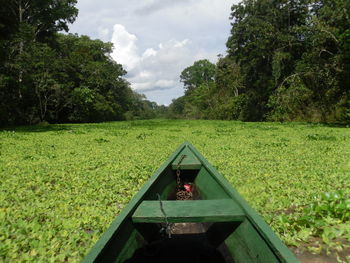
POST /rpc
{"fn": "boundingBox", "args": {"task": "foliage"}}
[228,0,350,122]
[272,190,350,252]
[0,1,162,126]
[168,96,187,118]
[171,57,248,120]
[0,0,78,125]
[171,60,217,119]
[169,0,350,123]
[180,59,216,95]
[0,120,349,261]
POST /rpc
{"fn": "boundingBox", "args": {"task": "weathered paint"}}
[132,199,245,223]
[171,146,202,170]
[187,143,298,263]
[82,142,299,263]
[82,145,186,263]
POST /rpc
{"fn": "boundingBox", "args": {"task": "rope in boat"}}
[156,154,195,238]
[157,193,172,238]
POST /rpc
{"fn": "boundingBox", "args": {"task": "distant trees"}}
[170,59,216,119]
[2,0,348,124]
[0,0,161,126]
[169,57,247,120]
[180,59,216,94]
[169,0,350,123]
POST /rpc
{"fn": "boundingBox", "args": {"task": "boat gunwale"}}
[187,143,298,263]
[82,143,188,263]
[82,142,299,263]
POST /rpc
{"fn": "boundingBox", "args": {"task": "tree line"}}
[1,0,349,125]
[169,0,350,123]
[0,0,163,126]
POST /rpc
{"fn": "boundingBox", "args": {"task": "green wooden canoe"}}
[83,142,299,263]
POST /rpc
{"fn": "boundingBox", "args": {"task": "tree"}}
[171,0,349,123]
[0,1,164,125]
[175,60,217,118]
[168,96,186,118]
[1,0,78,39]
[180,59,216,94]
[0,0,78,125]
[226,0,310,120]
[215,56,244,98]
[268,0,350,122]
[54,34,131,123]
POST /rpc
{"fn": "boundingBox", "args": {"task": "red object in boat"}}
[184,184,192,192]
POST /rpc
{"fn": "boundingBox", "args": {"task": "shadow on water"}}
[321,122,349,128]
[0,121,127,133]
[0,124,74,133]
[0,119,188,133]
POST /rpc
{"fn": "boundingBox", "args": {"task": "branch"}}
[277,71,315,90]
[319,49,334,57]
[278,73,301,90]
[320,28,339,43]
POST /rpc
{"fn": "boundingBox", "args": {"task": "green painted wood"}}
[206,221,241,247]
[143,166,176,201]
[195,167,231,199]
[186,143,299,263]
[82,142,299,263]
[224,220,279,263]
[132,199,245,223]
[114,228,140,263]
[89,219,140,263]
[171,146,202,170]
[82,143,189,263]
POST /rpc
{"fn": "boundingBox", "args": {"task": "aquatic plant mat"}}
[0,120,349,262]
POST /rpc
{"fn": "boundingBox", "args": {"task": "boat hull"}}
[83,143,298,263]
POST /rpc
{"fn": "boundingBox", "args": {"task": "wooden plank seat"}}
[132,199,245,223]
[171,147,202,170]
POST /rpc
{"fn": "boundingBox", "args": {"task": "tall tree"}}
[0,0,78,125]
[180,59,216,94]
[1,0,78,39]
[177,60,217,118]
[268,0,350,121]
[226,0,310,120]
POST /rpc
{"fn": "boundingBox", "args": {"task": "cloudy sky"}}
[69,0,237,105]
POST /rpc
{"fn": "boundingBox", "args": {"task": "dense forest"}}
[0,0,164,126]
[1,0,349,125]
[169,0,350,123]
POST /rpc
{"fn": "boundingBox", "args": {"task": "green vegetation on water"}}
[0,120,349,262]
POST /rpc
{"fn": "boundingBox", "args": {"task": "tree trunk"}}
[18,0,24,99]
[234,87,239,97]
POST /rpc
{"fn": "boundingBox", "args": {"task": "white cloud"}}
[110,24,221,103]
[69,0,239,104]
[111,24,139,71]
[174,39,190,48]
[139,70,152,78]
[155,79,176,88]
[132,82,152,90]
[135,0,194,16]
[142,48,157,58]
[111,25,198,94]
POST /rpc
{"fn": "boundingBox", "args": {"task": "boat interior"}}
[127,167,238,263]
[93,145,283,263]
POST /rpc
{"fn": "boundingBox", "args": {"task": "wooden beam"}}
[171,146,202,170]
[132,199,245,223]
